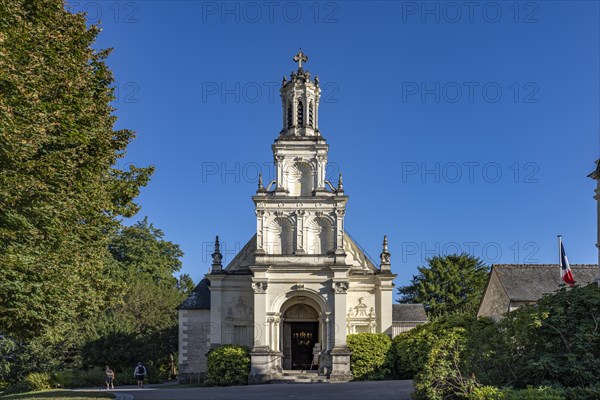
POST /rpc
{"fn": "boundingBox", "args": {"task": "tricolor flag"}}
[559,237,575,286]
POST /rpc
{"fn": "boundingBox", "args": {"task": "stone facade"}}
[178,309,210,382]
[178,52,397,383]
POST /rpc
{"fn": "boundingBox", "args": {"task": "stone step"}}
[271,371,328,384]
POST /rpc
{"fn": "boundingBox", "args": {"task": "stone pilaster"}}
[329,273,352,381]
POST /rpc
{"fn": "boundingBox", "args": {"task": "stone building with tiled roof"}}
[477,264,598,321]
[392,304,428,336]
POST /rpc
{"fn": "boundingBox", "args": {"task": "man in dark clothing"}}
[134,362,147,388]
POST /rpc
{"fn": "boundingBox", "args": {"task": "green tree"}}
[398,254,489,317]
[107,217,183,287]
[0,0,153,342]
[392,284,600,399]
[497,284,600,388]
[82,218,190,378]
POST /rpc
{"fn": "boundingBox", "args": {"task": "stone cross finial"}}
[293,49,308,70]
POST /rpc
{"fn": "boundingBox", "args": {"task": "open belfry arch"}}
[178,51,397,383]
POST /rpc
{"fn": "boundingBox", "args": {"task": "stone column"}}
[273,315,281,351]
[329,280,352,381]
[267,317,274,350]
[275,155,285,191]
[296,210,305,254]
[248,281,282,383]
[252,282,268,347]
[208,275,224,346]
[375,278,395,336]
[316,155,326,189]
[256,210,265,253]
[335,209,345,255]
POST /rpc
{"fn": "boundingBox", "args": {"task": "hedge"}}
[206,345,250,386]
[346,333,392,381]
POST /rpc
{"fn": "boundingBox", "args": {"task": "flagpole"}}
[558,235,562,286]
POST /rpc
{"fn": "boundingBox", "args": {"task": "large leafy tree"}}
[498,284,600,388]
[0,0,153,341]
[82,219,191,378]
[107,218,184,287]
[398,254,489,317]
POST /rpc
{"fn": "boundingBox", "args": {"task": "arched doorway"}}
[281,303,319,370]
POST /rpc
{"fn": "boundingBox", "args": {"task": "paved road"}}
[103,380,413,400]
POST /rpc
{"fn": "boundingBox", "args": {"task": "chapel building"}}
[178,51,399,383]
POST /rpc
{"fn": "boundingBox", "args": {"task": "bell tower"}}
[253,50,347,263]
[280,49,321,138]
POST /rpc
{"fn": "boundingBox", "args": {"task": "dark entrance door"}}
[291,322,318,370]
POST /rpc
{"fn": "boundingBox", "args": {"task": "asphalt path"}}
[82,380,414,400]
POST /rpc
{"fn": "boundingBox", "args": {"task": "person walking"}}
[104,366,115,390]
[134,362,147,388]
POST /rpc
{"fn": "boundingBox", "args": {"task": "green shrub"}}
[503,386,565,400]
[390,312,499,381]
[1,381,30,395]
[391,324,438,378]
[497,285,600,388]
[468,386,505,400]
[24,372,52,391]
[54,367,106,388]
[413,328,473,400]
[346,333,392,381]
[563,385,600,400]
[206,345,250,386]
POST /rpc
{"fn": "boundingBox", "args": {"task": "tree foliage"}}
[397,254,489,317]
[391,284,600,399]
[81,219,189,378]
[0,0,153,342]
[497,284,600,388]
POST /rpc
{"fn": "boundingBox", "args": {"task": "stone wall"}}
[477,270,510,321]
[178,309,211,382]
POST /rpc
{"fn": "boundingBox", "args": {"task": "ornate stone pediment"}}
[347,297,376,334]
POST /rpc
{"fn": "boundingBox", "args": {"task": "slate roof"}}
[177,277,211,310]
[392,304,428,322]
[492,264,598,302]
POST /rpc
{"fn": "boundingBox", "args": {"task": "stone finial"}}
[282,76,288,86]
[211,236,223,272]
[337,173,344,192]
[380,235,391,271]
[314,76,319,86]
[258,173,263,189]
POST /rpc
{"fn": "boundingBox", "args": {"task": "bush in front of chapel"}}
[206,345,250,386]
[346,333,392,381]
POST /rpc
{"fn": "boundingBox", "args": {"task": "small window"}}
[287,102,293,129]
[297,101,304,128]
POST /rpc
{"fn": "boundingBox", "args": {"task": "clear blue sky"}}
[69,1,600,295]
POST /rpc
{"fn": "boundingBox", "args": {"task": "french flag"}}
[559,237,575,287]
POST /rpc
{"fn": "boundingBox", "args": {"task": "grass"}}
[0,390,115,400]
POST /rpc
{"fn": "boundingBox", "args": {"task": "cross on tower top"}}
[293,49,308,70]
